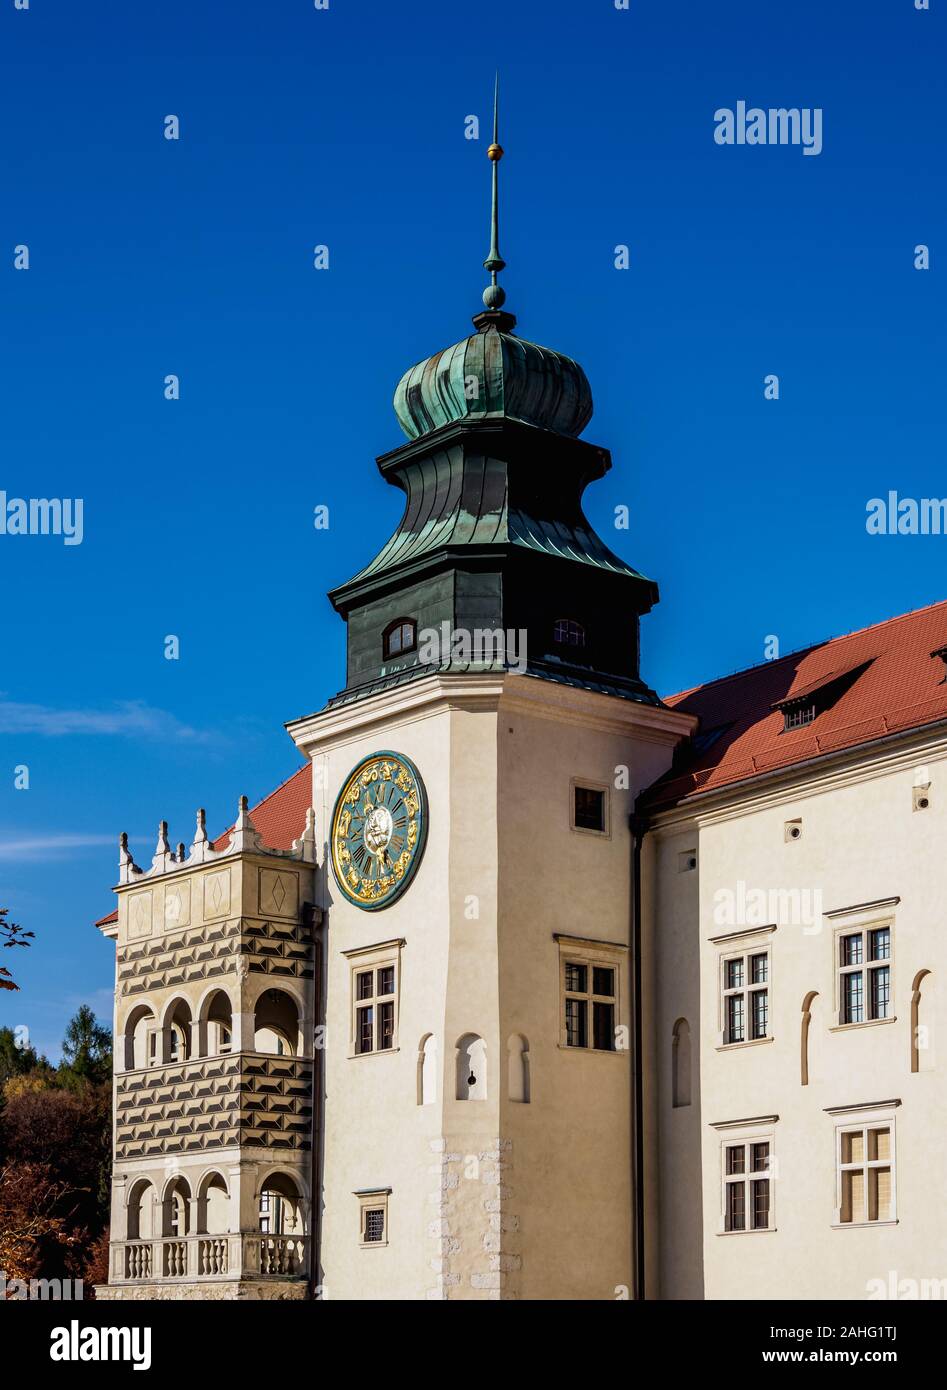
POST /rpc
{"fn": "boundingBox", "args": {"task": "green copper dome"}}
[393,310,593,441]
[394,78,593,441]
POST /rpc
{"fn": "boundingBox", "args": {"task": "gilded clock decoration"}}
[330,751,428,910]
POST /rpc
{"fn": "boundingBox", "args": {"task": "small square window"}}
[573,785,606,833]
[357,1190,390,1248]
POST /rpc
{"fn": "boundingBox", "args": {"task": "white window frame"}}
[721,1137,775,1233]
[710,1116,778,1235]
[833,918,894,1028]
[831,1112,898,1228]
[344,939,404,1059]
[719,946,771,1046]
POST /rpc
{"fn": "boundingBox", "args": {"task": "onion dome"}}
[393,75,593,442]
[393,314,593,440]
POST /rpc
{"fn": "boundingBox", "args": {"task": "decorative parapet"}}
[118,797,317,888]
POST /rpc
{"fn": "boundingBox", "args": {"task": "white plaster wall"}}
[654,744,947,1300]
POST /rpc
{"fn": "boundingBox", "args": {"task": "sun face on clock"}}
[330,751,428,910]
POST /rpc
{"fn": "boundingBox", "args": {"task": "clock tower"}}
[287,82,693,1299]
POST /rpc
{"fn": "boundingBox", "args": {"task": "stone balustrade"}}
[112,1233,310,1285]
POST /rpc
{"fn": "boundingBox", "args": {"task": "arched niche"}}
[417,1033,437,1105]
[911,969,933,1073]
[801,991,819,1086]
[671,1018,691,1108]
[456,1033,487,1101]
[507,1034,530,1103]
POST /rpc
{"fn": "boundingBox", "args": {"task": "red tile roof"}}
[212,763,312,851]
[93,763,312,928]
[644,599,947,810]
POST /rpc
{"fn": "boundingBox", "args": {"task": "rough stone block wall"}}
[426,1136,520,1300]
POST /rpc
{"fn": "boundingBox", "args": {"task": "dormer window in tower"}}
[554,617,586,648]
[383,618,417,661]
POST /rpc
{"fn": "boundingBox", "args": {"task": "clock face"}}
[330,751,428,910]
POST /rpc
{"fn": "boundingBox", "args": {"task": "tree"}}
[0,907,33,992]
[0,1025,49,1092]
[59,1005,112,1089]
[0,1082,111,1282]
[0,1162,81,1282]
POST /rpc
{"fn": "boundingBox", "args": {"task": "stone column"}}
[232,1011,256,1052]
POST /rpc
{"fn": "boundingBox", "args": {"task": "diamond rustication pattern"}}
[114,1054,313,1159]
[116,918,313,999]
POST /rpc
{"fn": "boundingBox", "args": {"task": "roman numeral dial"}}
[330,751,428,910]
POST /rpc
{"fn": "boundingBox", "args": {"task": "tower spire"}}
[482,72,507,311]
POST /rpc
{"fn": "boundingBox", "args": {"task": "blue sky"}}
[1,0,944,1058]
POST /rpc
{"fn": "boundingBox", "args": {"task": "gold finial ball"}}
[487,143,504,162]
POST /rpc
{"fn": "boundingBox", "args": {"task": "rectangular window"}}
[346,942,402,1058]
[562,954,618,1051]
[722,948,770,1044]
[784,703,817,730]
[838,924,892,1024]
[364,1208,385,1243]
[838,1124,894,1224]
[573,785,606,834]
[357,1189,391,1248]
[723,1140,772,1232]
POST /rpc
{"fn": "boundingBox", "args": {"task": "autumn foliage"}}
[0,1010,112,1294]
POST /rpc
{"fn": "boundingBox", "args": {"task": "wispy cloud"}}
[0,833,120,862]
[0,698,212,742]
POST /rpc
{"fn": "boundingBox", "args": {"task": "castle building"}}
[95,95,947,1301]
